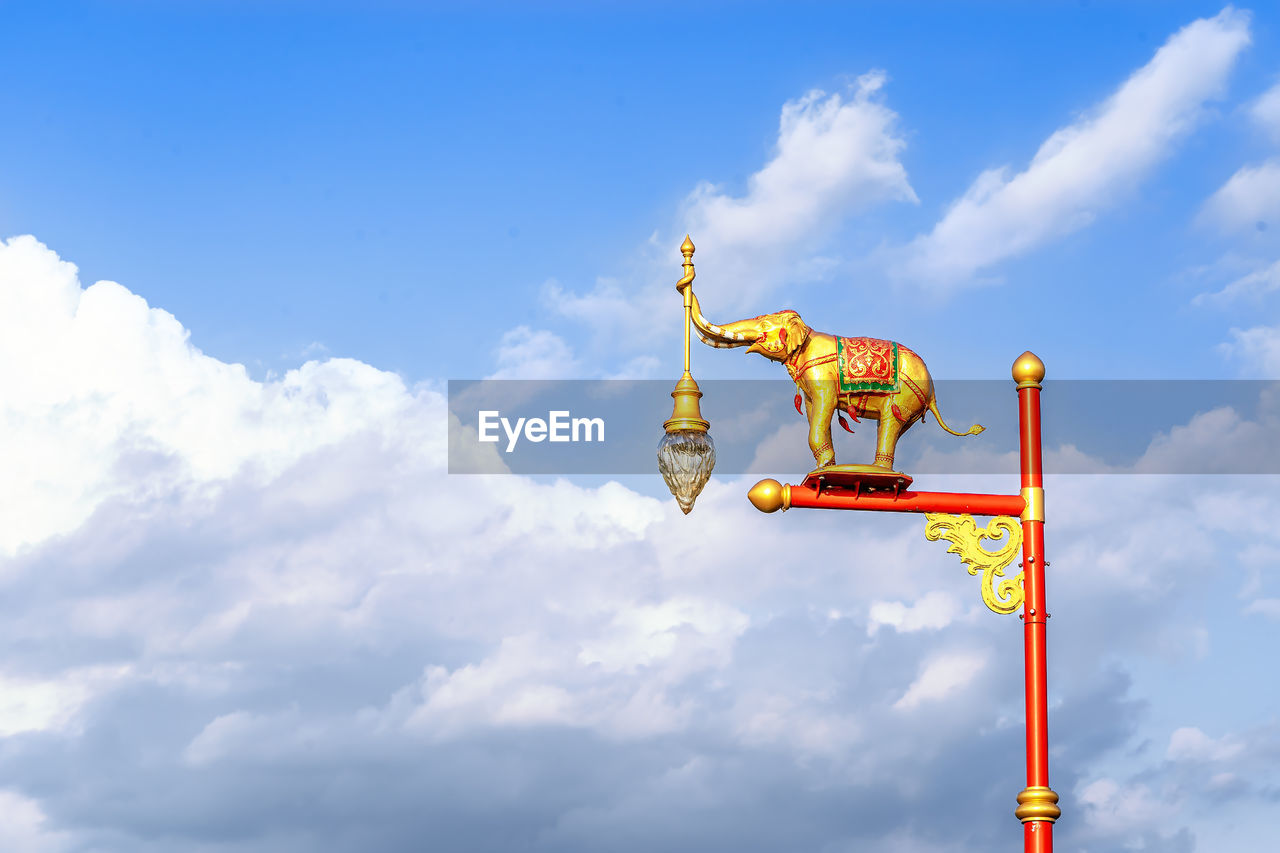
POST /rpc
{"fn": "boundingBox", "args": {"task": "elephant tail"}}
[928,395,985,437]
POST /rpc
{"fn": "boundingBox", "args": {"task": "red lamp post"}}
[661,236,1060,848]
[747,351,1060,850]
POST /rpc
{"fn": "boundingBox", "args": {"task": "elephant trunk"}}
[688,290,758,349]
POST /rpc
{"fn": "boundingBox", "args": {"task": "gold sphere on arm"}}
[747,479,790,513]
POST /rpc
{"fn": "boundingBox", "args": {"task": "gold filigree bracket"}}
[924,513,1024,615]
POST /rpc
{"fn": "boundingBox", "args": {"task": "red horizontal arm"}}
[786,485,1025,517]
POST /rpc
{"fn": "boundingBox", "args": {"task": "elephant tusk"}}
[697,333,745,349]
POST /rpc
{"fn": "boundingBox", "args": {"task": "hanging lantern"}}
[657,236,715,514]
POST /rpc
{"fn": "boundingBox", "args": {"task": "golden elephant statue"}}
[679,281,983,471]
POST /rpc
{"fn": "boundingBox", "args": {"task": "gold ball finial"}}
[1012,351,1045,388]
[747,479,789,513]
[680,235,695,257]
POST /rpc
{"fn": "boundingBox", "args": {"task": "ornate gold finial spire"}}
[664,236,707,433]
[1012,351,1045,389]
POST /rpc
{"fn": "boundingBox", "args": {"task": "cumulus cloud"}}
[1252,78,1280,141]
[0,236,427,555]
[867,591,960,637]
[681,71,917,305]
[0,790,68,853]
[486,325,583,379]
[1166,726,1243,762]
[4,236,1280,851]
[1220,323,1280,374]
[897,7,1251,287]
[544,71,917,351]
[1076,777,1183,845]
[1133,404,1280,472]
[893,650,987,710]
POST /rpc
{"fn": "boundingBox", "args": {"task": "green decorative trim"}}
[837,338,900,393]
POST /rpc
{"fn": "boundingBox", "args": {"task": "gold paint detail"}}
[1020,486,1045,524]
[1012,351,1045,389]
[747,479,790,513]
[924,513,1025,615]
[1014,786,1061,823]
[664,372,709,433]
[807,463,906,477]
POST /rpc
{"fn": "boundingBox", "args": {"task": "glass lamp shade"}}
[657,429,716,514]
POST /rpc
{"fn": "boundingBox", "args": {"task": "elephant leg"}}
[873,409,904,470]
[807,383,839,467]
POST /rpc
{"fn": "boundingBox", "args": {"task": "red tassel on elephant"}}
[794,393,803,415]
[837,412,854,433]
[892,403,905,423]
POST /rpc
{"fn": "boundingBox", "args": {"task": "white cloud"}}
[1220,323,1280,375]
[1193,78,1280,304]
[0,666,130,736]
[897,7,1251,286]
[0,790,69,853]
[547,71,916,347]
[1252,78,1280,141]
[1166,725,1244,762]
[682,71,916,305]
[1198,160,1280,236]
[1245,597,1280,618]
[893,650,987,710]
[731,691,862,756]
[577,596,749,675]
[1133,405,1277,473]
[1076,777,1176,840]
[486,325,582,379]
[747,421,833,475]
[385,598,750,740]
[867,591,960,636]
[606,354,661,380]
[0,235,425,556]
[1194,256,1280,303]
[402,634,585,734]
[5,237,1280,850]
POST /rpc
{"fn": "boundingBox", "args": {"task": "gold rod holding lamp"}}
[657,236,716,513]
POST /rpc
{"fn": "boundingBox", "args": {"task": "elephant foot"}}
[812,442,835,469]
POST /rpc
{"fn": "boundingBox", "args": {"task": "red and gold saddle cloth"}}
[836,337,900,393]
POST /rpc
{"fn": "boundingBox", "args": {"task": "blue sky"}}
[4,1,1279,381]
[2,2,1280,851]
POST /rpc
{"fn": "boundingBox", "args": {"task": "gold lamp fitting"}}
[663,372,709,433]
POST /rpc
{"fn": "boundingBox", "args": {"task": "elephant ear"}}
[781,312,809,358]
